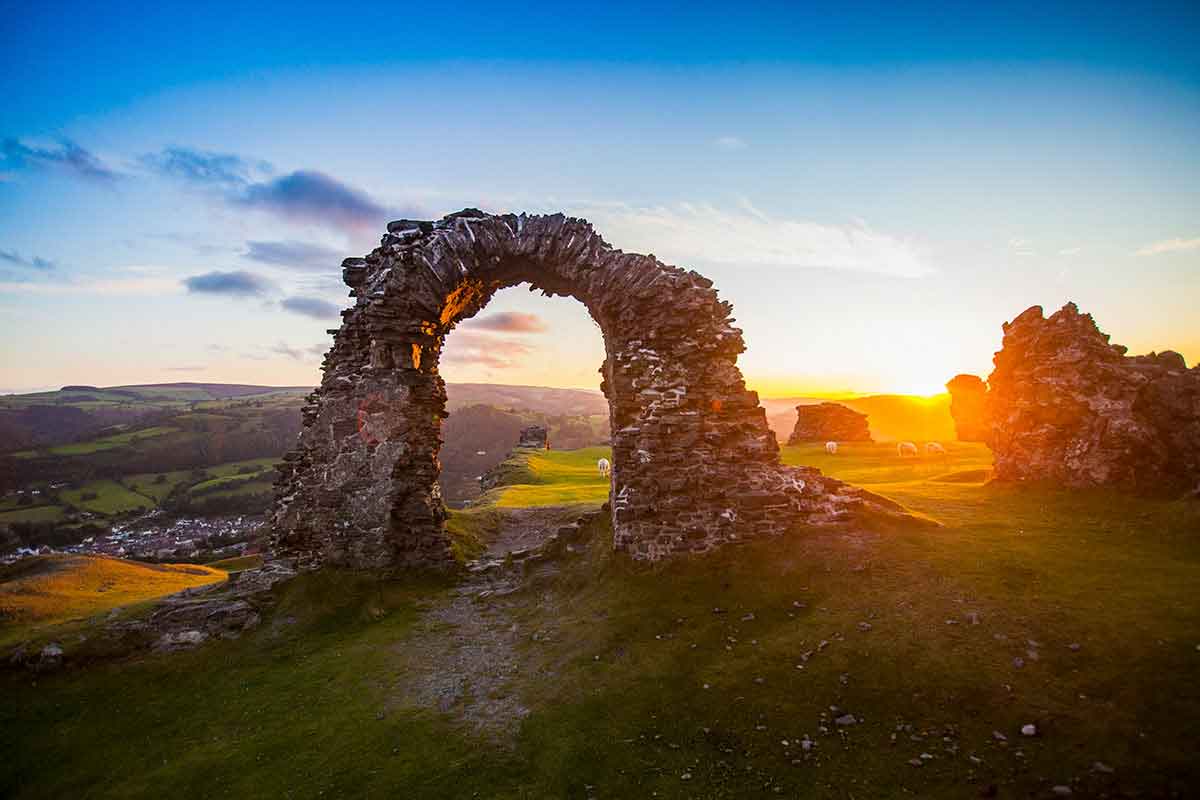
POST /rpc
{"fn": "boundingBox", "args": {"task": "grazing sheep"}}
[925,442,947,455]
[598,457,611,477]
[825,441,839,455]
[897,441,918,457]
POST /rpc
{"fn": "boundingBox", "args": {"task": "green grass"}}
[59,480,155,516]
[444,506,501,562]
[204,554,264,573]
[196,480,274,502]
[0,505,67,524]
[204,457,280,478]
[781,440,993,486]
[2,443,1198,798]
[42,425,179,457]
[121,470,193,504]
[489,445,611,508]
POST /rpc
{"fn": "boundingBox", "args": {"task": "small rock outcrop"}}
[985,302,1200,493]
[946,374,990,442]
[787,403,872,445]
[517,425,549,449]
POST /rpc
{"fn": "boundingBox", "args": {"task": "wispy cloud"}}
[713,136,748,151]
[1059,247,1082,256]
[183,270,275,297]
[143,146,407,234]
[281,296,341,319]
[0,249,56,271]
[576,202,931,278]
[2,138,121,183]
[267,341,327,361]
[441,330,535,369]
[1135,237,1200,256]
[1007,238,1035,257]
[245,240,343,271]
[0,276,177,295]
[140,146,270,188]
[461,311,547,333]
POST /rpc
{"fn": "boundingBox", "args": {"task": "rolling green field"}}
[0,457,284,525]
[0,505,67,524]
[489,445,612,508]
[59,479,155,516]
[2,443,1198,798]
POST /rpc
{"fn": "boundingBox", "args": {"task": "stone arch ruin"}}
[271,210,893,569]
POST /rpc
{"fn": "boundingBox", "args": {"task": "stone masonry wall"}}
[985,303,1200,493]
[271,210,900,569]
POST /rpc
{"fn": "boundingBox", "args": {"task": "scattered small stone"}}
[857,621,873,632]
[754,677,765,685]
[1092,761,1115,774]
[1068,642,1081,651]
[992,731,1008,742]
[969,755,983,765]
[835,714,857,727]
[920,752,934,760]
[908,758,923,767]
[1013,657,1025,668]
[1051,786,1072,796]
[945,619,959,625]
[680,772,692,781]
[1021,724,1037,737]
[741,612,756,621]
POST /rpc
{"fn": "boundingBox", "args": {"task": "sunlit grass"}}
[0,555,226,644]
[4,442,1200,797]
[490,445,611,508]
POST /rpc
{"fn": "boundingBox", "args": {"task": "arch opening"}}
[271,210,894,570]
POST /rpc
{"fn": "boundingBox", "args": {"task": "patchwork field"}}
[2,443,1198,799]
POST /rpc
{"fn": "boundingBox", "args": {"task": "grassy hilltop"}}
[3,443,1199,798]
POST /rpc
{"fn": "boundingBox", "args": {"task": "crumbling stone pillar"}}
[271,210,897,569]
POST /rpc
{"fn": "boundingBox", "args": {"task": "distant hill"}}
[0,384,311,453]
[0,381,956,455]
[760,394,956,443]
[445,383,607,417]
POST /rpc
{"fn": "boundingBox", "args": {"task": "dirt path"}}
[387,505,596,739]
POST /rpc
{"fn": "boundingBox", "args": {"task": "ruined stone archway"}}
[271,210,892,569]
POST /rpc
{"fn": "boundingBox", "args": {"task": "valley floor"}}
[3,443,1199,798]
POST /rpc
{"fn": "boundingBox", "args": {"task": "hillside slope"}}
[0,555,226,643]
[3,443,1198,798]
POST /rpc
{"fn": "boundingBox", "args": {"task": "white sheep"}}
[897,441,918,457]
[925,442,947,456]
[825,441,838,455]
[598,457,611,477]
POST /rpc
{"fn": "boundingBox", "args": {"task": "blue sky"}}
[2,1,1198,394]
